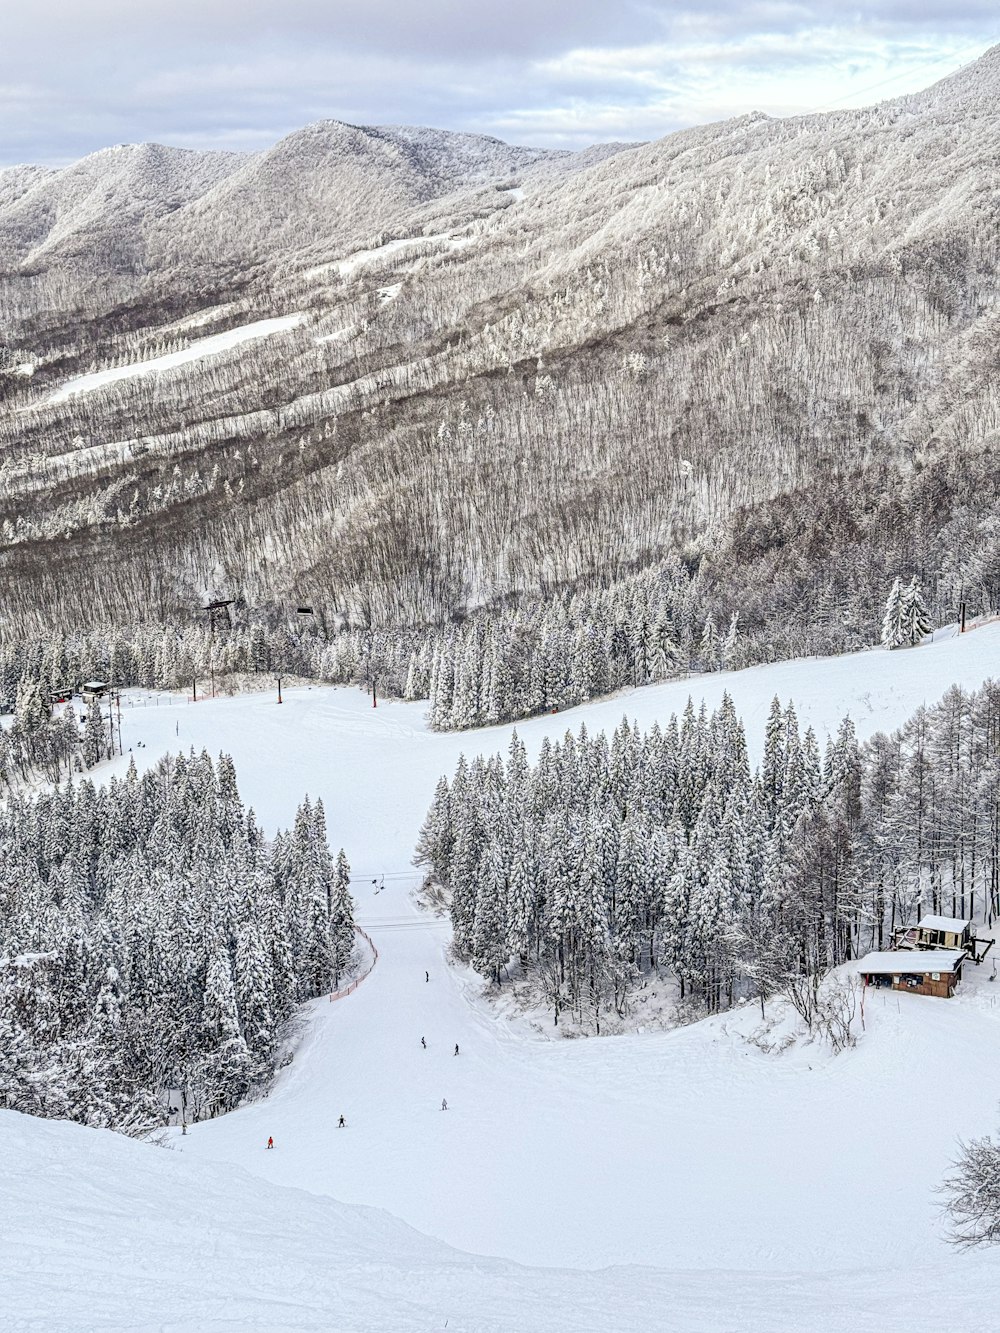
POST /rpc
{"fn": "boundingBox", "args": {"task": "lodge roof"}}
[858,950,965,975]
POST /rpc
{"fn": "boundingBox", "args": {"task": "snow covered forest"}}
[0,554,942,744]
[0,752,355,1130]
[2,48,1000,702]
[417,680,1000,1027]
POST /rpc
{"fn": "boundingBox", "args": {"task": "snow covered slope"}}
[8,626,1000,1330]
[7,1108,1000,1333]
[0,142,244,270]
[6,48,1000,636]
[49,314,306,402]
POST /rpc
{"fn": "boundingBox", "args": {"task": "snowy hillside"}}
[6,625,1000,1330]
[0,142,245,270]
[7,1109,1000,1333]
[3,48,1000,640]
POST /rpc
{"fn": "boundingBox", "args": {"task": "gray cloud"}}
[0,2,996,166]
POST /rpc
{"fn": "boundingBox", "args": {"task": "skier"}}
[421,1037,426,1049]
[453,1043,459,1056]
[441,1098,448,1111]
[338,1115,346,1128]
[266,1136,274,1149]
[425,970,429,983]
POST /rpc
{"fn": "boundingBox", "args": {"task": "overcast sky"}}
[2,2,996,166]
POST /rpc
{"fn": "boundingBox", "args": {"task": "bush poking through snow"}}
[942,1131,1000,1248]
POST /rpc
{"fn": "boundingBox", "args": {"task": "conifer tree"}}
[881,577,906,649]
[899,577,932,647]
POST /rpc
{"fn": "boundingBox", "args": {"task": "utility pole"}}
[192,674,197,703]
[960,600,967,633]
[277,676,283,704]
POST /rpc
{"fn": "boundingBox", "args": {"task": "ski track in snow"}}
[7,623,1000,1328]
[48,314,306,402]
[304,231,471,281]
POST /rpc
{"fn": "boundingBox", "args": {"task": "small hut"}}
[892,915,992,962]
[857,950,965,998]
[81,681,110,705]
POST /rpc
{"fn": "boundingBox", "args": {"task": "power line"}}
[803,38,995,117]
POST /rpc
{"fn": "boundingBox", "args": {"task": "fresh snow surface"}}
[6,1104,1000,1333]
[313,325,355,345]
[48,314,306,402]
[9,622,1000,1329]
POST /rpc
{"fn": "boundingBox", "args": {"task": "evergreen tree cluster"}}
[0,555,941,745]
[0,564,745,736]
[417,681,1000,1028]
[0,752,355,1131]
[881,576,933,649]
[420,565,740,728]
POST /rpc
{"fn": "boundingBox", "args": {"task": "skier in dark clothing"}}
[454,1044,459,1056]
[338,1115,346,1128]
[425,971,429,982]
[421,1037,426,1049]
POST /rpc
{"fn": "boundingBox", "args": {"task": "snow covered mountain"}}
[1,50,999,639]
[0,121,560,287]
[0,142,245,272]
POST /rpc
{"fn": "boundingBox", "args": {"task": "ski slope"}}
[48,314,306,402]
[6,1103,1000,1333]
[7,624,1000,1329]
[110,618,1000,875]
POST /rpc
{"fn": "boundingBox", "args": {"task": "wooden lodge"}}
[81,680,110,704]
[858,950,966,998]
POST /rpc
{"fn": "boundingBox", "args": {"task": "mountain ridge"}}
[1,48,999,646]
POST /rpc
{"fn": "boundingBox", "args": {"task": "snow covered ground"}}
[304,231,472,281]
[7,624,1000,1329]
[7,1103,1000,1333]
[48,314,306,402]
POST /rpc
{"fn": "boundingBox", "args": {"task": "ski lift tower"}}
[202,600,234,699]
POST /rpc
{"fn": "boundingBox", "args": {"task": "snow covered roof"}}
[858,951,964,975]
[917,915,972,934]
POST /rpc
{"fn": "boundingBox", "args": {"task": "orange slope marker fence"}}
[329,926,378,1001]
